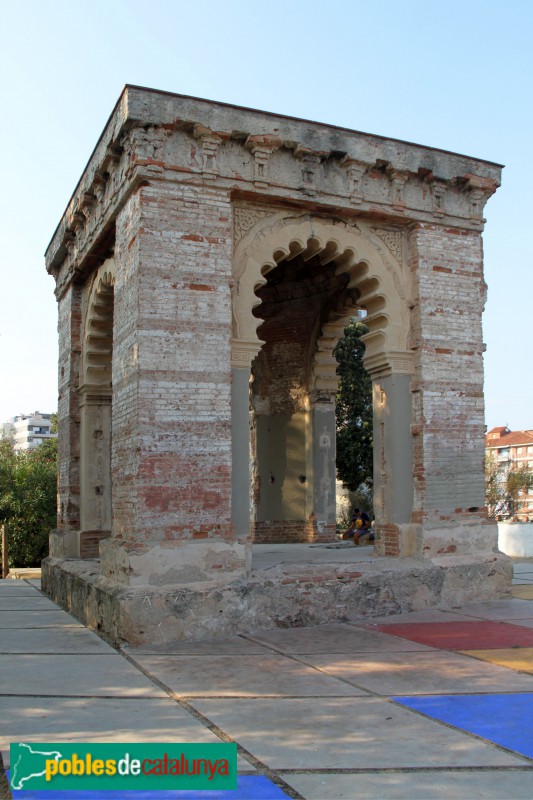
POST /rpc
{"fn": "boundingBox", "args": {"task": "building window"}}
[517,447,523,454]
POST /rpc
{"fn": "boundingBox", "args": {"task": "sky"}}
[0,0,531,431]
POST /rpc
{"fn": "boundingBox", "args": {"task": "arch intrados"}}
[81,258,116,389]
[233,215,410,362]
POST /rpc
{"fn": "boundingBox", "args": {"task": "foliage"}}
[0,436,57,567]
[485,452,533,518]
[334,320,373,493]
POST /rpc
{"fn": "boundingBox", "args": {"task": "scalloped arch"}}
[232,215,410,377]
[80,257,116,389]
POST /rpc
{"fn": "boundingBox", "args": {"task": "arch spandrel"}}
[232,213,413,375]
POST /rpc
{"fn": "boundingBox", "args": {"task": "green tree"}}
[485,453,533,518]
[334,320,373,493]
[0,436,57,567]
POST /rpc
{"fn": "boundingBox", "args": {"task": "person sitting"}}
[351,508,373,545]
[342,508,372,544]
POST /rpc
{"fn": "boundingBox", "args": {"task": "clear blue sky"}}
[0,0,530,430]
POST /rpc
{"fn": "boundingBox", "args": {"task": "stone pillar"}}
[311,396,337,541]
[231,341,260,571]
[370,369,416,557]
[99,182,248,588]
[49,283,82,559]
[78,390,112,557]
[408,223,497,557]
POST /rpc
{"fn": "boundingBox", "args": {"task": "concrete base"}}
[42,548,513,646]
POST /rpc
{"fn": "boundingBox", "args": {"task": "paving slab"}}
[453,599,533,621]
[5,773,284,799]
[462,647,533,674]
[0,596,62,611]
[0,627,116,654]
[351,609,477,625]
[303,650,533,695]
[189,697,528,769]
[0,583,42,595]
[0,610,83,628]
[248,624,436,654]
[284,769,533,800]
[511,584,533,599]
[0,696,228,768]
[370,620,533,649]
[128,653,369,697]
[0,654,166,697]
[393,693,533,760]
[123,636,270,656]
[504,617,533,630]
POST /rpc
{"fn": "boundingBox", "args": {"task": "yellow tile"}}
[461,647,533,673]
[511,584,533,599]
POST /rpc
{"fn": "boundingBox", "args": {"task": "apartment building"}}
[486,426,533,519]
[3,412,57,452]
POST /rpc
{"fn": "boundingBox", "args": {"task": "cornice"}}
[46,89,502,284]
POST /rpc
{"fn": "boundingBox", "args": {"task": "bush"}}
[0,437,57,568]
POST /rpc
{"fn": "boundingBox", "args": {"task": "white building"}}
[3,412,57,451]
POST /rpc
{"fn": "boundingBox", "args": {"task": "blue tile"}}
[7,772,290,799]
[393,693,533,759]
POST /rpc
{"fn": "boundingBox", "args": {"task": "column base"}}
[99,537,250,589]
[375,517,499,559]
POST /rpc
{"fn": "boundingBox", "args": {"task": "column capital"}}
[231,339,263,368]
[363,350,415,379]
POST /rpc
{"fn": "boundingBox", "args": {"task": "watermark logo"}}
[10,742,237,792]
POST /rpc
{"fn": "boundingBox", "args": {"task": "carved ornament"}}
[371,228,403,262]
[340,156,369,204]
[234,207,276,244]
[245,134,282,188]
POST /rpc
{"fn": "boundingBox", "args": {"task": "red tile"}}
[368,621,533,650]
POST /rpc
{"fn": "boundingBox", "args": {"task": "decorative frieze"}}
[245,134,282,188]
[431,181,447,218]
[294,145,324,194]
[340,156,368,204]
[388,169,409,208]
[193,124,226,180]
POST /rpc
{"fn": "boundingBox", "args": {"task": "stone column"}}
[231,342,260,571]
[311,395,337,541]
[368,364,416,557]
[49,283,82,559]
[407,223,497,557]
[78,390,112,557]
[98,182,247,589]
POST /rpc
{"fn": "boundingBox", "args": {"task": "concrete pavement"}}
[1,560,533,798]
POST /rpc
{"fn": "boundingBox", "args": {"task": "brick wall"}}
[112,181,234,542]
[409,224,488,532]
[253,519,336,543]
[57,285,82,531]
